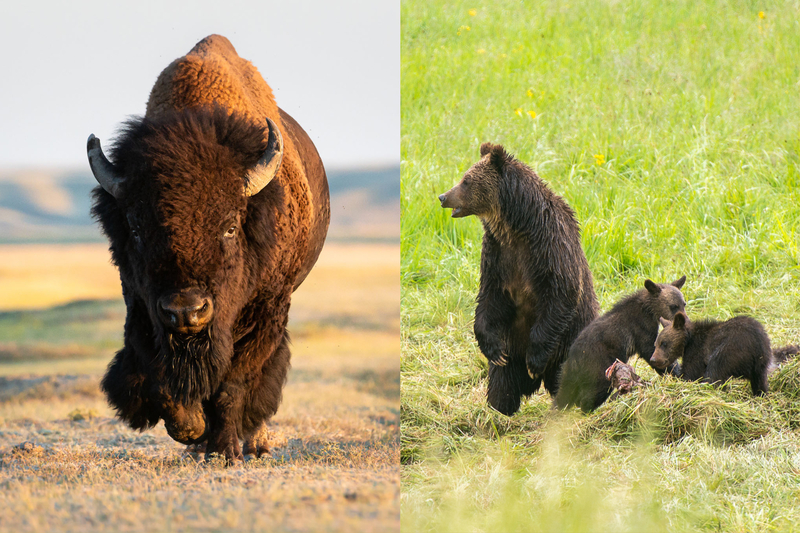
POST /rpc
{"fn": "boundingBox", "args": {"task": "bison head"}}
[89,106,284,402]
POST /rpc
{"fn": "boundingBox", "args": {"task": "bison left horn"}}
[87,134,125,198]
[244,117,284,197]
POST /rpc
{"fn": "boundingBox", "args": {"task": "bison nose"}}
[157,289,214,333]
[438,193,446,206]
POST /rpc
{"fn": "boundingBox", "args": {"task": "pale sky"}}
[0,0,399,170]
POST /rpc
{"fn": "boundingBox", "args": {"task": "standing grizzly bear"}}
[650,312,800,395]
[555,277,686,412]
[438,143,599,415]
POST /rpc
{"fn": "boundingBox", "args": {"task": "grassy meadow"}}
[0,243,399,532]
[401,1,800,531]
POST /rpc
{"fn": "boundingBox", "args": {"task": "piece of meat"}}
[605,359,645,396]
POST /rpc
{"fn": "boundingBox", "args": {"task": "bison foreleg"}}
[243,421,270,458]
[205,384,245,463]
[102,347,161,430]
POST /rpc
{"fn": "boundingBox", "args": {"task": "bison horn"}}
[244,117,284,197]
[87,134,125,198]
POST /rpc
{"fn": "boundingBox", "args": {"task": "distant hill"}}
[0,166,399,243]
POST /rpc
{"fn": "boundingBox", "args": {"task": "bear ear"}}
[480,142,494,157]
[644,279,661,295]
[672,312,687,329]
[659,317,672,328]
[672,275,686,289]
[489,144,509,172]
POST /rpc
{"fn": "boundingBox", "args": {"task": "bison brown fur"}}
[89,35,330,462]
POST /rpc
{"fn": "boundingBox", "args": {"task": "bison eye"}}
[223,225,237,238]
[131,227,141,242]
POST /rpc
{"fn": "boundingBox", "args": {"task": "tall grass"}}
[402,0,800,531]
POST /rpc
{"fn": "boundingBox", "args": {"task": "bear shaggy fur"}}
[650,312,800,395]
[438,143,599,416]
[555,276,686,412]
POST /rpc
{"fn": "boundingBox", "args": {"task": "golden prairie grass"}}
[0,244,120,311]
[0,242,399,313]
[0,242,399,532]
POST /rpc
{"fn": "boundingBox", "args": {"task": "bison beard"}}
[156,327,231,405]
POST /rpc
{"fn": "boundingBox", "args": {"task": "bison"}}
[87,35,330,462]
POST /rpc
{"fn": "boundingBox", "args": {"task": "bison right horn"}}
[244,117,284,197]
[87,134,125,199]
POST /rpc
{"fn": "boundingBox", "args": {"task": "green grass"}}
[401,0,800,531]
[0,300,125,362]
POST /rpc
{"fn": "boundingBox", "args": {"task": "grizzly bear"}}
[650,312,800,395]
[555,276,686,412]
[438,143,599,415]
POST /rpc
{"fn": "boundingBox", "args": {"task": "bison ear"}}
[659,317,671,328]
[488,144,509,172]
[480,142,494,157]
[87,134,125,198]
[244,117,284,197]
[644,279,661,295]
[672,275,686,289]
[672,312,687,329]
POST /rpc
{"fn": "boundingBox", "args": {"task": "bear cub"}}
[439,143,599,416]
[555,276,686,412]
[650,312,799,396]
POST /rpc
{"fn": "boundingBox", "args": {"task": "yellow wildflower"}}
[527,89,534,98]
[469,9,477,16]
[527,110,537,119]
[594,153,605,166]
[457,25,471,35]
[758,11,765,18]
[514,107,523,117]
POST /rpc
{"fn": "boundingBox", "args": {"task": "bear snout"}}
[438,190,466,217]
[650,353,668,369]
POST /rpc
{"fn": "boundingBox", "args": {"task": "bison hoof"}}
[164,407,207,445]
[243,424,270,459]
[206,432,243,464]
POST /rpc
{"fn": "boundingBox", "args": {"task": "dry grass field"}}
[0,242,399,532]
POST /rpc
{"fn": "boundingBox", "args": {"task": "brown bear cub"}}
[650,312,800,395]
[555,276,687,412]
[439,143,599,416]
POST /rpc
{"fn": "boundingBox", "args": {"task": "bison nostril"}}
[187,299,213,326]
[158,300,179,325]
[438,193,446,204]
[158,291,213,331]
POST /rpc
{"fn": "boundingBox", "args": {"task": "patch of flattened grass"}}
[573,377,776,446]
